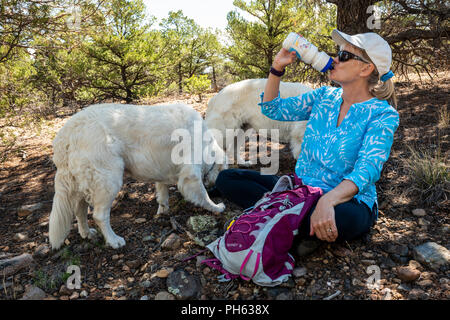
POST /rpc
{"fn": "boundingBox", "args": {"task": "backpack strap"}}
[181,248,209,262]
[239,250,261,281]
[202,258,239,282]
[271,175,294,193]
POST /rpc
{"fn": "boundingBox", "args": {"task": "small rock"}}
[59,285,72,296]
[135,218,147,224]
[143,235,155,242]
[362,252,374,259]
[140,295,149,300]
[413,242,450,271]
[293,267,307,278]
[418,218,430,227]
[419,271,435,280]
[385,244,409,257]
[280,278,295,288]
[112,254,119,260]
[361,259,376,265]
[167,270,202,300]
[412,209,426,217]
[153,268,173,278]
[191,229,221,247]
[397,266,421,282]
[391,254,409,264]
[417,279,433,287]
[408,260,423,270]
[80,290,88,298]
[408,288,428,300]
[33,244,50,259]
[14,232,28,241]
[17,203,43,217]
[69,291,79,300]
[352,278,364,286]
[380,256,396,268]
[20,285,46,300]
[441,224,450,234]
[125,259,141,269]
[276,291,293,300]
[332,246,352,257]
[397,283,411,292]
[267,287,290,299]
[155,291,175,300]
[0,253,33,277]
[173,252,188,261]
[187,215,218,233]
[161,233,182,250]
[202,267,210,276]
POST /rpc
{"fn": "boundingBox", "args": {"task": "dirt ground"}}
[0,74,449,301]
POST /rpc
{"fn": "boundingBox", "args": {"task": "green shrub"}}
[183,74,211,101]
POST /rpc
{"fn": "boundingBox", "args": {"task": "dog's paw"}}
[156,204,169,215]
[213,202,226,213]
[79,227,98,240]
[107,235,126,249]
[87,228,98,240]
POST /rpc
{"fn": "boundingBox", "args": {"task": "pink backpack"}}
[203,174,323,286]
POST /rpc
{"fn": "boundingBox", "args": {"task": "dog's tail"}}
[49,170,75,250]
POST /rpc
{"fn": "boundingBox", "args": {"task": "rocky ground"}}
[0,75,449,301]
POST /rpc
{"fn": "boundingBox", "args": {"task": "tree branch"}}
[385,27,450,43]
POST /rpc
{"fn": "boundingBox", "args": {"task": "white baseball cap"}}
[331,29,394,82]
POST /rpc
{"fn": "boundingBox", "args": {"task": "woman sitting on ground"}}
[212,29,400,254]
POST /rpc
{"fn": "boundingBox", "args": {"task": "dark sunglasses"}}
[337,50,369,63]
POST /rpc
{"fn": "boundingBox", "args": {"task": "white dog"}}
[49,103,227,249]
[205,79,312,160]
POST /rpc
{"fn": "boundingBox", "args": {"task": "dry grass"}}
[438,106,449,129]
[403,144,450,207]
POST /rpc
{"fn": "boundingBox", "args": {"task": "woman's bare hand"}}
[309,197,338,242]
[272,48,298,71]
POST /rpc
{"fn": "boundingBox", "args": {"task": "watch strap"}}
[269,66,285,77]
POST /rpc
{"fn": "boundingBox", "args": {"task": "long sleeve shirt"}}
[258,86,400,216]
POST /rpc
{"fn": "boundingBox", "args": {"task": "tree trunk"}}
[212,65,218,92]
[178,62,183,94]
[327,0,377,34]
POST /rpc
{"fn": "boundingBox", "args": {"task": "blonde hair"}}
[341,43,398,108]
[361,50,398,108]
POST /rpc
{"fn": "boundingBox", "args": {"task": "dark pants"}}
[215,169,377,242]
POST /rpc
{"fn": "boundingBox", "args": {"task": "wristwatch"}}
[269,66,285,77]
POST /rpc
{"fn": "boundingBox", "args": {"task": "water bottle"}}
[282,32,333,72]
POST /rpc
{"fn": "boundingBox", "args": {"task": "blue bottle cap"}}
[289,48,301,59]
[320,57,334,72]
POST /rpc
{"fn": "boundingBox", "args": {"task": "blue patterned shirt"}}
[259,86,400,216]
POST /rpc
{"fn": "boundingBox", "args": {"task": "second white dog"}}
[205,78,312,160]
[49,103,227,249]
